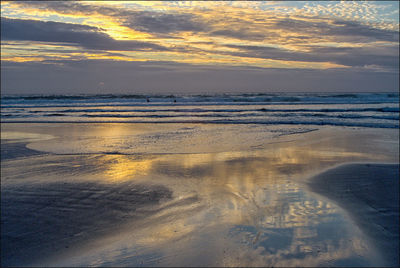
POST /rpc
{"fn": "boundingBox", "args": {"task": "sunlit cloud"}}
[1,1,398,93]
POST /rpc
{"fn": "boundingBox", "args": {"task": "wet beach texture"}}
[308,163,399,266]
[1,123,399,266]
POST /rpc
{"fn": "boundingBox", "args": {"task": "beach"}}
[2,0,399,266]
[1,123,398,267]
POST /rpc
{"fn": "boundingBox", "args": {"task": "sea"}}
[1,92,398,128]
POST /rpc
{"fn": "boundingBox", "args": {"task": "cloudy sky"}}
[1,1,399,94]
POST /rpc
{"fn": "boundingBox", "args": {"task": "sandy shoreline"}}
[308,163,399,267]
[1,123,399,266]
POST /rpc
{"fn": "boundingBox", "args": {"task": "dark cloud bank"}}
[5,1,206,36]
[225,44,399,71]
[2,59,398,94]
[1,17,169,51]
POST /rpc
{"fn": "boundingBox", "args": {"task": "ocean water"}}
[1,92,399,128]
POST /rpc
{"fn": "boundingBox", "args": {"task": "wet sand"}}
[308,163,399,267]
[1,123,399,267]
[1,141,46,161]
[1,180,172,266]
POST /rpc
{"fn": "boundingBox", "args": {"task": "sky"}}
[1,1,399,94]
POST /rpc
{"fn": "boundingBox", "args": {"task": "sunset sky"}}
[1,1,399,94]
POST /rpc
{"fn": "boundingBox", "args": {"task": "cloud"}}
[274,17,399,43]
[5,1,206,35]
[224,44,399,71]
[1,1,398,94]
[329,19,399,42]
[310,45,399,70]
[1,17,169,51]
[201,14,399,44]
[3,1,118,16]
[122,12,206,34]
[4,1,398,45]
[209,29,267,41]
[2,15,397,72]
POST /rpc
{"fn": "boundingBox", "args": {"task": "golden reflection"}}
[4,124,395,266]
[93,128,389,237]
[102,155,153,182]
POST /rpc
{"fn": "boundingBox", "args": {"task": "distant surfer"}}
[174,99,176,103]
[146,98,150,102]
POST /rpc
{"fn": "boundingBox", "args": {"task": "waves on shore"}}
[1,93,398,128]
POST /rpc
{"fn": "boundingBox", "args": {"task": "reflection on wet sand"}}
[103,155,153,182]
[54,149,384,265]
[1,125,398,266]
